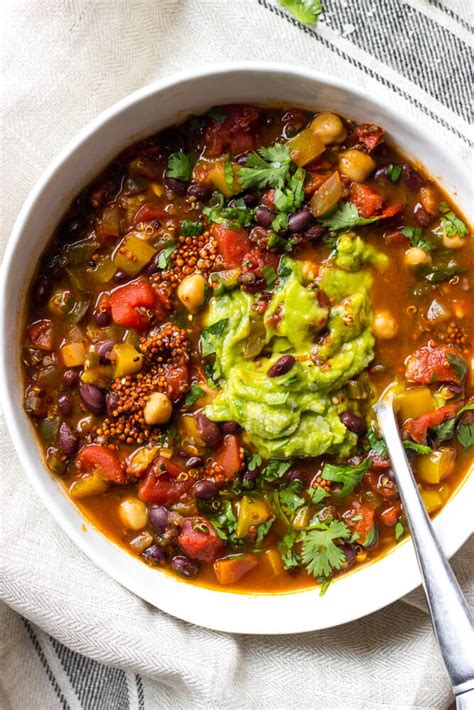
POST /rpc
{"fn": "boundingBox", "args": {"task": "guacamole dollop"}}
[204,235,385,459]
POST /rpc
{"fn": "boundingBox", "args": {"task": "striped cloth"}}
[0,1,472,708]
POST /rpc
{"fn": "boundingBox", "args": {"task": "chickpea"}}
[404,247,432,267]
[442,233,465,249]
[372,311,399,340]
[119,498,148,530]
[419,185,440,215]
[177,273,207,313]
[311,113,347,145]
[143,392,172,426]
[338,150,376,183]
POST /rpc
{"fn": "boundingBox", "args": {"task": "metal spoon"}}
[374,397,474,709]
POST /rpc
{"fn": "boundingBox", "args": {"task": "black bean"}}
[242,469,258,489]
[159,129,187,157]
[106,391,120,418]
[32,275,52,306]
[95,339,117,362]
[148,506,170,536]
[196,412,223,446]
[79,382,105,415]
[142,544,166,566]
[113,270,130,284]
[63,369,80,388]
[165,177,188,196]
[193,480,218,499]
[283,468,308,486]
[93,309,111,327]
[303,224,325,242]
[50,264,65,281]
[144,256,160,277]
[60,216,86,242]
[185,456,204,469]
[241,192,259,207]
[187,183,212,201]
[171,555,200,578]
[340,543,357,570]
[288,209,314,234]
[403,164,426,191]
[374,166,389,181]
[58,392,73,416]
[267,355,295,378]
[339,411,367,437]
[220,421,240,434]
[58,422,79,455]
[234,152,250,165]
[414,203,434,227]
[256,206,276,229]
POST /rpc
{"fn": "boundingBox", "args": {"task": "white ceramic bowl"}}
[2,63,473,634]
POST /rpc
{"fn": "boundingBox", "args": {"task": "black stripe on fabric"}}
[22,619,70,710]
[136,675,145,710]
[323,0,472,123]
[257,0,473,147]
[429,0,473,34]
[49,636,130,710]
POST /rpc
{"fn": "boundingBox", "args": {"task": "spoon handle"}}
[374,400,474,700]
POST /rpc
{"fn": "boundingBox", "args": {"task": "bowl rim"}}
[1,61,473,635]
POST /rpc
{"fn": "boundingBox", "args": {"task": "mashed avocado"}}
[204,234,386,459]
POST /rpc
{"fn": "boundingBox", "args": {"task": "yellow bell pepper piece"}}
[421,489,443,514]
[236,496,270,538]
[61,342,86,367]
[113,235,157,276]
[396,387,435,422]
[113,342,143,378]
[292,505,311,530]
[264,549,284,576]
[87,256,117,283]
[205,161,241,198]
[126,446,159,475]
[70,474,109,499]
[287,127,325,167]
[417,447,456,485]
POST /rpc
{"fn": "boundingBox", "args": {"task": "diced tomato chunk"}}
[349,183,384,218]
[177,516,225,561]
[132,202,166,226]
[212,224,252,268]
[403,402,461,444]
[352,123,384,151]
[213,435,242,478]
[241,247,279,283]
[343,503,376,546]
[214,554,258,584]
[379,503,402,527]
[365,470,398,500]
[110,277,156,331]
[261,189,275,209]
[76,445,126,484]
[304,171,333,197]
[138,457,191,505]
[378,202,403,219]
[164,357,190,401]
[204,105,260,157]
[27,319,54,351]
[405,343,467,385]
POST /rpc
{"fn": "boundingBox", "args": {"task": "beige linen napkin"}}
[1,1,472,708]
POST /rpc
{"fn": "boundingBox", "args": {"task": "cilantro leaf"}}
[271,212,289,233]
[300,520,350,579]
[319,202,380,231]
[401,226,432,252]
[181,220,203,237]
[447,353,468,381]
[203,196,253,229]
[184,384,206,407]
[187,114,206,132]
[395,521,405,542]
[386,164,402,183]
[166,152,192,182]
[273,167,306,213]
[403,440,432,455]
[238,144,292,190]
[157,243,177,269]
[246,452,262,472]
[436,202,468,239]
[255,517,275,545]
[367,426,388,458]
[278,0,323,26]
[321,458,372,497]
[261,265,278,288]
[210,500,242,547]
[200,319,228,357]
[457,422,474,449]
[278,488,306,513]
[424,259,464,284]
[432,417,457,443]
[207,106,227,123]
[277,530,300,570]
[267,232,296,253]
[261,460,291,482]
[307,486,330,505]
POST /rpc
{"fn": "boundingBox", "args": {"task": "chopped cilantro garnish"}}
[300,520,350,579]
[386,164,402,183]
[403,440,432,455]
[401,226,432,252]
[277,530,300,570]
[457,422,474,449]
[394,521,405,542]
[181,220,203,237]
[367,426,388,458]
[261,265,278,288]
[157,243,177,269]
[306,486,330,505]
[432,417,456,442]
[238,143,292,190]
[207,106,227,123]
[267,232,295,253]
[437,202,468,239]
[271,212,289,233]
[184,384,206,407]
[255,517,275,544]
[210,500,242,547]
[166,152,193,182]
[246,452,263,471]
[278,488,306,513]
[319,202,380,231]
[261,460,291,482]
[447,353,467,381]
[187,114,206,132]
[278,0,323,26]
[200,318,228,357]
[321,458,372,497]
[273,167,306,213]
[203,195,253,229]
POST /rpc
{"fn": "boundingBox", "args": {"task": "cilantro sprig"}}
[238,143,292,190]
[321,458,372,497]
[436,202,468,239]
[300,520,350,579]
[166,152,193,182]
[401,226,432,252]
[203,193,253,229]
[318,202,380,231]
[278,0,323,26]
